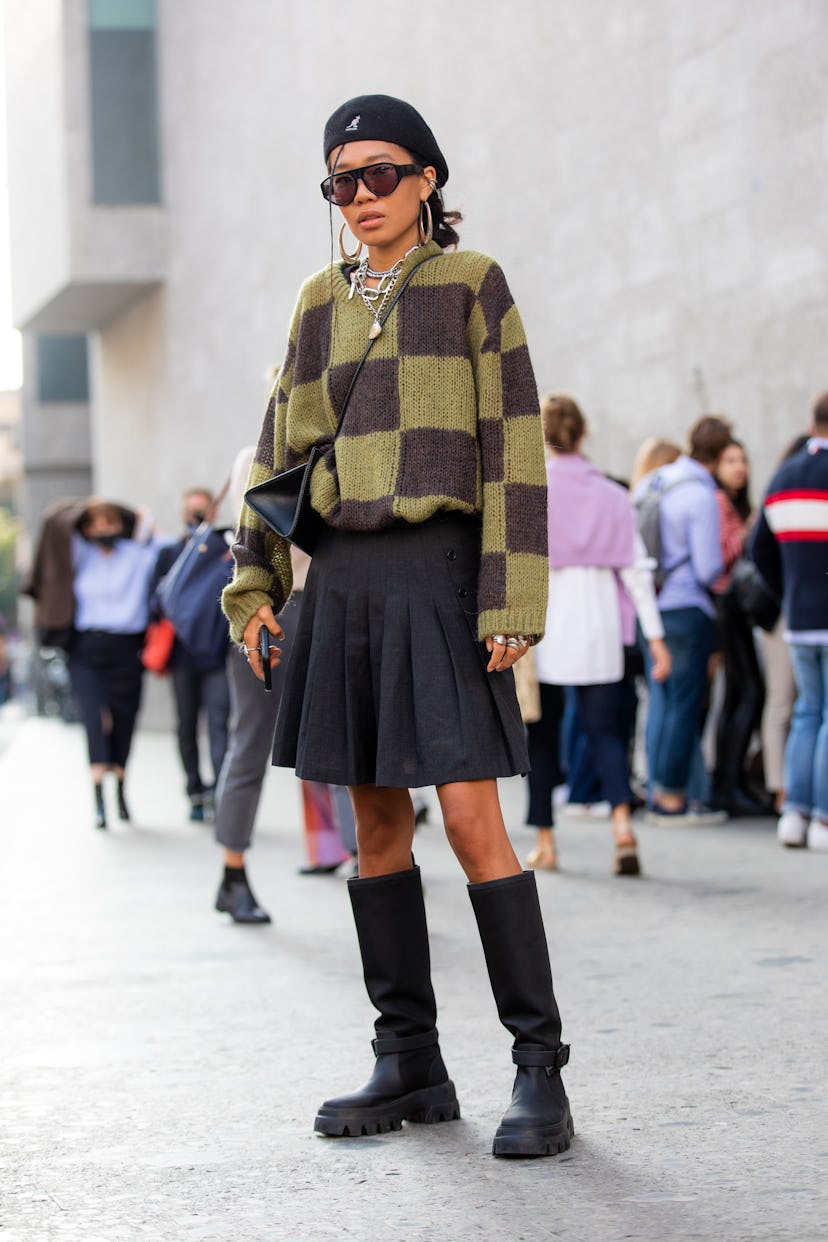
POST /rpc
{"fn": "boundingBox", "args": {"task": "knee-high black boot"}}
[314,866,460,1137]
[468,870,573,1158]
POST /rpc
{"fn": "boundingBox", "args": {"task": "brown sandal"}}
[525,844,558,872]
[613,834,641,876]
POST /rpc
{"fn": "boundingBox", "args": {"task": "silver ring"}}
[492,634,507,646]
[505,638,522,651]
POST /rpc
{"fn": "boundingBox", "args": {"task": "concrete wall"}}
[18,336,92,535]
[4,1,71,327]
[9,0,828,535]
[4,0,165,333]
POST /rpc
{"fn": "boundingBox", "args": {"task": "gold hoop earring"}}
[338,223,363,263]
[419,199,433,245]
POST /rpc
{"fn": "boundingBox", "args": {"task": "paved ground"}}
[1,710,826,1241]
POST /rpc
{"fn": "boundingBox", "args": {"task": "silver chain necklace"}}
[348,245,420,340]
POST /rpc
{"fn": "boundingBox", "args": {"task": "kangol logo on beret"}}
[323,95,449,186]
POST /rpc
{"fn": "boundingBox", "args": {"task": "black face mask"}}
[188,512,207,528]
[93,533,120,549]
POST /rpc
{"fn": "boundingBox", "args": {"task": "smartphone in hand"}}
[259,625,272,692]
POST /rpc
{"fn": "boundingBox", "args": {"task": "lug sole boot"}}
[315,869,459,1137]
[314,1029,460,1136]
[491,1045,573,1156]
[468,870,574,1159]
[314,866,460,1138]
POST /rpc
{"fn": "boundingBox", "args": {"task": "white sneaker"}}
[806,819,828,851]
[777,810,808,848]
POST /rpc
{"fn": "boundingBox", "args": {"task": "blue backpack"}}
[158,523,234,664]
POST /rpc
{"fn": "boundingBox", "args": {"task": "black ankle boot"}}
[215,868,271,924]
[468,870,574,1158]
[314,866,460,1137]
[93,783,106,830]
[117,779,130,822]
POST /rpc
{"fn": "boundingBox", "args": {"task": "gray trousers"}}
[214,595,301,852]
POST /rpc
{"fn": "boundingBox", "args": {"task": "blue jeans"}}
[564,687,602,804]
[784,642,828,820]
[644,607,716,796]
[641,659,709,804]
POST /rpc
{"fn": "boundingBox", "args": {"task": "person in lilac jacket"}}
[528,396,670,876]
[632,417,730,823]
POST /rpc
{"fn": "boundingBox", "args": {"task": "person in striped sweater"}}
[751,391,828,849]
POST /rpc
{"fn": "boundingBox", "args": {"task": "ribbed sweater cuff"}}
[477,608,545,645]
[222,580,280,646]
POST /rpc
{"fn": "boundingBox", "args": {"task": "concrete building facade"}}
[4,0,827,536]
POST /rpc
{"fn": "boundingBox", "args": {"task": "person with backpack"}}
[633,416,731,824]
[149,488,231,822]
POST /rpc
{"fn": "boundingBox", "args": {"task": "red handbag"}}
[141,617,176,674]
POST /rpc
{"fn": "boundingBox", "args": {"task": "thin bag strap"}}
[332,253,440,439]
[205,475,231,525]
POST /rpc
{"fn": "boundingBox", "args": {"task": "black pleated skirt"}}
[272,512,528,787]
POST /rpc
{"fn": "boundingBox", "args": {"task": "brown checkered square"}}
[505,482,548,555]
[337,357,401,435]
[293,301,332,385]
[501,344,539,419]
[397,282,473,357]
[397,427,478,501]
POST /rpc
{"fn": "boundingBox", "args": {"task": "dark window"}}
[36,336,90,403]
[87,0,161,204]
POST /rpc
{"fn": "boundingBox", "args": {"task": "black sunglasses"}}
[320,161,422,207]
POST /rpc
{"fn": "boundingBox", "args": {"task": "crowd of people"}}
[22,398,825,877]
[22,482,358,924]
[518,400,828,876]
[18,92,828,1164]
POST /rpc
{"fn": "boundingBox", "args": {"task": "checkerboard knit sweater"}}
[222,240,548,643]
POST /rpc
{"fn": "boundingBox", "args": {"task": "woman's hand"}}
[485,634,532,673]
[241,604,284,681]
[648,637,671,683]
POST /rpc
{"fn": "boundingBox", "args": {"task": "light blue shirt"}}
[635,456,723,618]
[72,533,169,633]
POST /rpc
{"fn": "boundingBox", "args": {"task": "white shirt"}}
[533,535,663,686]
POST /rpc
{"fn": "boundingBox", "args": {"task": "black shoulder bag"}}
[245,256,437,556]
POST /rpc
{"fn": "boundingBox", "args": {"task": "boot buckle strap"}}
[372,1029,439,1056]
[511,1043,570,1071]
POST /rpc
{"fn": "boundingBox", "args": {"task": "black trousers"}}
[713,593,765,795]
[170,663,230,800]
[525,682,566,827]
[68,631,144,767]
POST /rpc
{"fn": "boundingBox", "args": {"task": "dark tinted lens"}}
[326,171,358,205]
[362,163,401,197]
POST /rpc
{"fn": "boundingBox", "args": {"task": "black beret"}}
[323,94,449,187]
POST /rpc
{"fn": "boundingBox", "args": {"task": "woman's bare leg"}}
[436,779,521,883]
[349,784,416,877]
